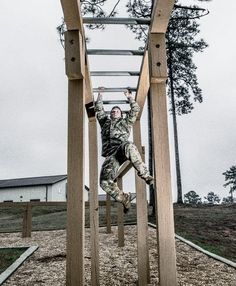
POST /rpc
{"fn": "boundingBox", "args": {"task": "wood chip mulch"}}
[0,226,235,285]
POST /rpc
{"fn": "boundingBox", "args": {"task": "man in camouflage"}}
[95,89,154,212]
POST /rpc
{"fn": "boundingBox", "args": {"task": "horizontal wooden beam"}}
[135,50,150,120]
[116,161,132,179]
[150,0,175,33]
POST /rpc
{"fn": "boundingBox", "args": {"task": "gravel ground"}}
[0,226,235,285]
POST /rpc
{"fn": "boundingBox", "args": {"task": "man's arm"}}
[94,88,108,126]
[125,89,140,124]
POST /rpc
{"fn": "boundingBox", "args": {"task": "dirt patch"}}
[0,227,235,285]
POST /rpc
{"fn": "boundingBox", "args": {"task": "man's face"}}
[110,107,122,120]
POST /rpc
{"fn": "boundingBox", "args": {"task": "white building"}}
[0,175,68,202]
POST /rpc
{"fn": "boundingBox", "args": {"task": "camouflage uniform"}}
[95,98,152,201]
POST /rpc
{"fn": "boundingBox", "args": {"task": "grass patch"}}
[0,203,235,263]
[0,248,28,274]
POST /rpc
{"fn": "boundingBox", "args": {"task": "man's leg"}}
[100,155,131,212]
[123,142,154,185]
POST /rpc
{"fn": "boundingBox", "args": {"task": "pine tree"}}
[223,166,236,203]
[126,0,209,205]
[184,190,202,205]
[204,191,220,205]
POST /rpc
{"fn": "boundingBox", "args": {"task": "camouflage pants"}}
[100,142,150,199]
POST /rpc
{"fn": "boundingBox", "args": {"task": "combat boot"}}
[115,192,132,213]
[144,175,155,186]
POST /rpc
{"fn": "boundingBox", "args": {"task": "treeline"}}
[184,190,235,205]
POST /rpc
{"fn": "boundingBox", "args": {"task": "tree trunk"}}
[147,90,155,215]
[168,47,183,204]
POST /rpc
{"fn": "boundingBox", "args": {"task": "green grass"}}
[0,203,235,263]
[0,248,28,274]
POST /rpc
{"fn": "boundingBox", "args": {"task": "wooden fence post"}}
[22,203,32,238]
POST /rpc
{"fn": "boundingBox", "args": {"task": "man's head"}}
[110,106,122,120]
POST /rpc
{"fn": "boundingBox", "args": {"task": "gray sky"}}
[0,0,235,202]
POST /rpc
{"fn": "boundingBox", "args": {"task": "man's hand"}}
[97,86,104,102]
[124,89,134,102]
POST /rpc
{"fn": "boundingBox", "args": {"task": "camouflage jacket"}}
[95,99,140,157]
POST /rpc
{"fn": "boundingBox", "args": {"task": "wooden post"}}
[106,193,112,233]
[117,178,124,247]
[22,203,32,238]
[133,121,150,285]
[89,118,100,286]
[149,32,177,286]
[65,29,86,286]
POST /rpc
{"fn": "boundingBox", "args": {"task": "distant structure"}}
[0,175,67,202]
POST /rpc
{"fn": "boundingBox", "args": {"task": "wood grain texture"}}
[60,0,84,31]
[65,31,85,79]
[22,203,32,238]
[106,193,112,234]
[149,33,168,83]
[89,119,99,286]
[135,50,150,120]
[66,79,85,286]
[133,121,150,285]
[117,178,124,247]
[149,82,177,286]
[150,0,175,33]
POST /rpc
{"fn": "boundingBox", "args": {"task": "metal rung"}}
[93,87,137,93]
[83,17,151,25]
[103,100,129,104]
[87,49,144,56]
[91,71,140,76]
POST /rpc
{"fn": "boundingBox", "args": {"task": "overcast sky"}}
[0,0,235,202]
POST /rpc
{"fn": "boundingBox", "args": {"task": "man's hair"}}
[111,106,122,112]
[110,106,123,117]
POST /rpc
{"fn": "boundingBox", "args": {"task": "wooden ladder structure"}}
[60,0,177,285]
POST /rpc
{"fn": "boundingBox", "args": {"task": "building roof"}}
[0,175,67,189]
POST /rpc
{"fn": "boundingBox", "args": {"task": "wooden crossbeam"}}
[135,50,150,120]
[60,0,84,31]
[150,0,175,33]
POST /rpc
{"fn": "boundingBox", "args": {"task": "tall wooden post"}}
[106,194,112,233]
[133,121,150,285]
[89,118,100,286]
[149,33,177,286]
[117,177,124,247]
[65,29,86,286]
